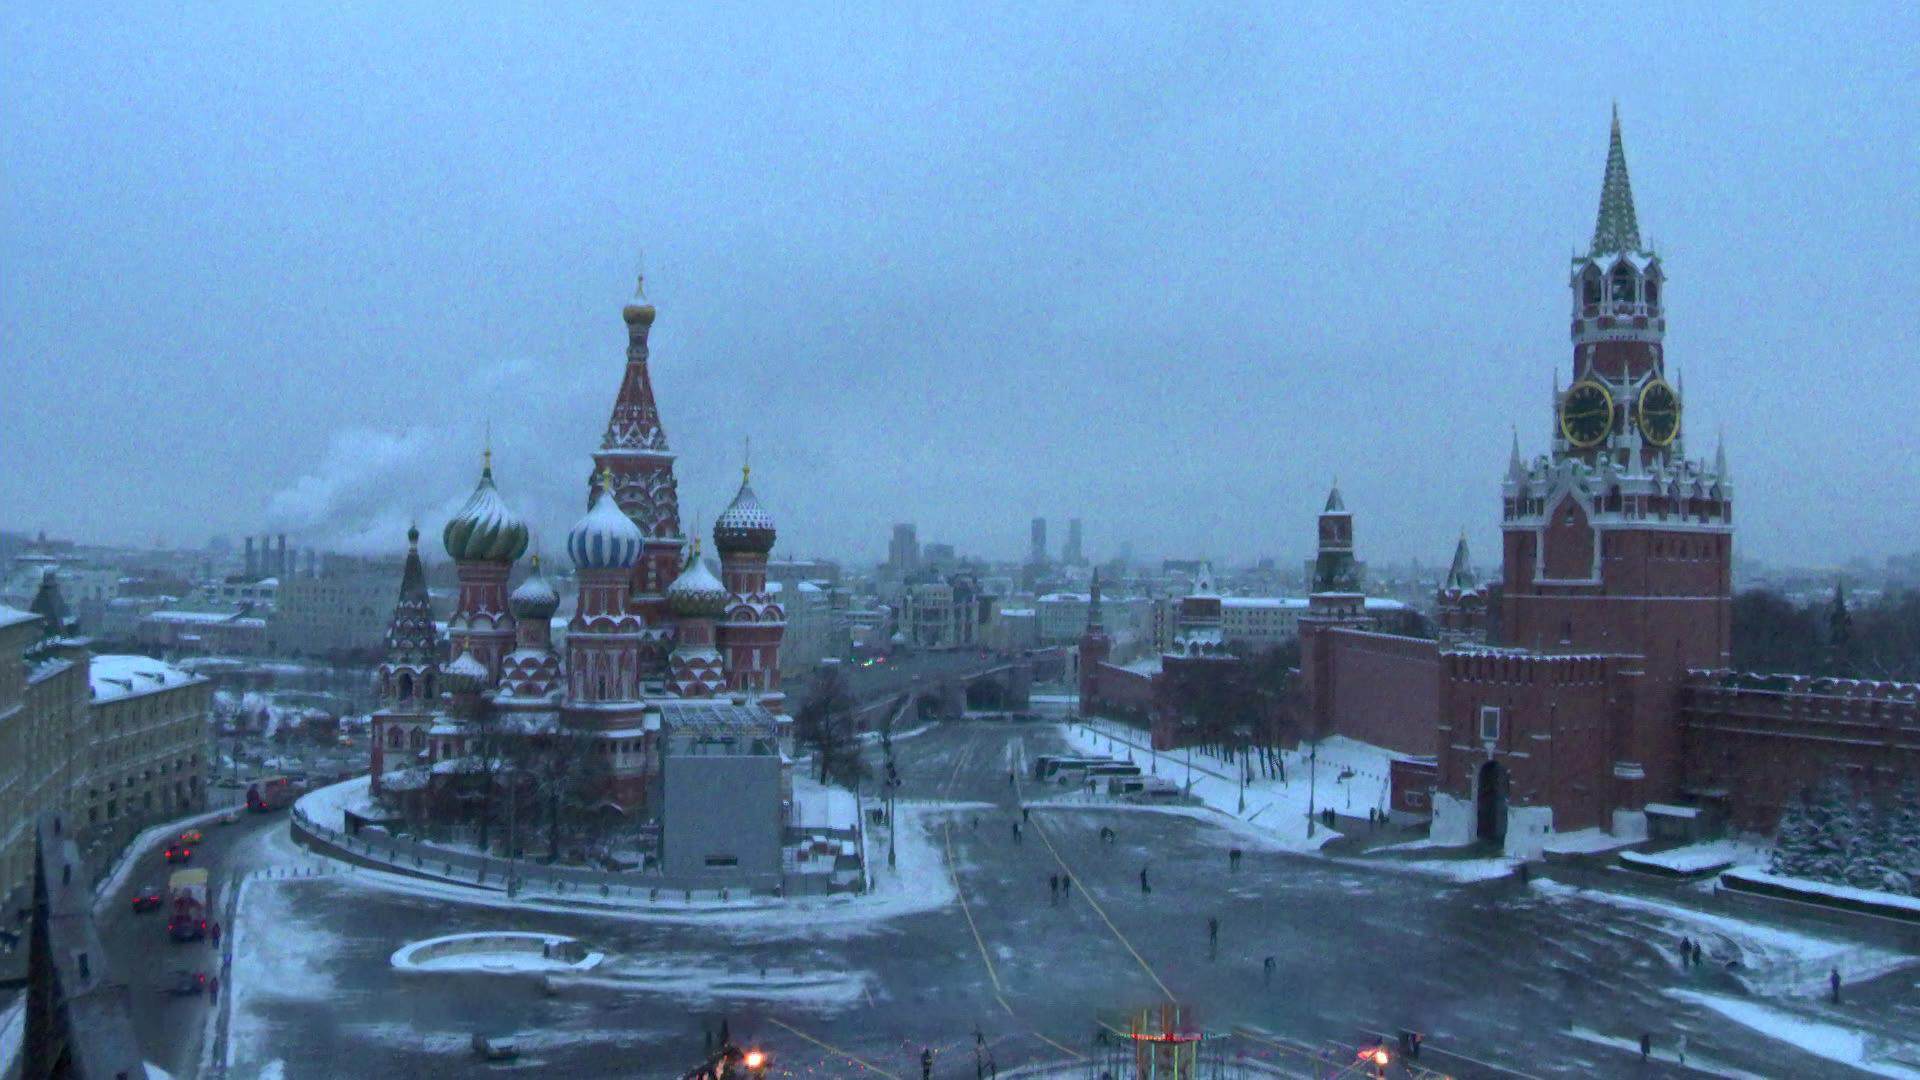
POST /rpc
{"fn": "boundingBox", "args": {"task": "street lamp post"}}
[1307,743,1318,837]
[888,778,898,870]
[1237,753,1246,815]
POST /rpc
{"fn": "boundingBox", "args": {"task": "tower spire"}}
[1591,104,1643,256]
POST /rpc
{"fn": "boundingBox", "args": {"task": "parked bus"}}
[1037,757,1105,781]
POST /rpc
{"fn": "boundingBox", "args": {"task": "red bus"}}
[246,776,294,812]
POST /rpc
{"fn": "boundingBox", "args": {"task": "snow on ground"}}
[1725,868,1920,916]
[1531,879,1916,995]
[1666,989,1920,1079]
[0,997,22,1079]
[553,955,869,1009]
[227,877,345,1078]
[390,931,604,973]
[790,770,860,831]
[1620,837,1770,875]
[1060,719,1410,852]
[319,799,978,936]
[1540,827,1639,855]
[293,773,376,831]
[1564,1025,1766,1079]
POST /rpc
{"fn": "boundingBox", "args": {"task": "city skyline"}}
[4,5,1916,569]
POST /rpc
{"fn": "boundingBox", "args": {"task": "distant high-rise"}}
[1029,517,1048,565]
[889,523,919,572]
[1063,517,1085,565]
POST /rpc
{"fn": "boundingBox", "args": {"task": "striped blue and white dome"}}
[568,486,642,570]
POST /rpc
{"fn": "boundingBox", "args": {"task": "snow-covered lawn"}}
[1724,868,1920,917]
[1666,989,1920,1079]
[1620,838,1769,876]
[1059,719,1408,852]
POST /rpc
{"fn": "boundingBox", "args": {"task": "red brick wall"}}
[1321,630,1440,756]
[1681,676,1920,831]
[1436,652,1618,833]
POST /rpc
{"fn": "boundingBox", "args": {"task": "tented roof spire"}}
[1590,104,1643,256]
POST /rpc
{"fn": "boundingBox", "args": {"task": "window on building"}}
[1479,705,1501,742]
[704,855,739,868]
[1611,266,1635,303]
[1644,278,1659,306]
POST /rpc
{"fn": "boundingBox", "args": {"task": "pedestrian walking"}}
[1677,1034,1687,1065]
[1638,1033,1650,1061]
[210,921,222,948]
[1691,941,1704,967]
[1049,874,1059,903]
[1263,955,1276,985]
[1207,916,1219,960]
[1008,771,1015,787]
[1022,807,1030,823]
[1678,937,1692,967]
[972,817,979,832]
[1229,848,1242,872]
[1830,967,1842,1004]
[207,974,219,1006]
[1012,822,1022,843]
[1061,874,1071,899]
[1139,866,1151,894]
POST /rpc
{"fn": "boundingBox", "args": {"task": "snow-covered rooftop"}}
[0,604,35,630]
[90,654,201,703]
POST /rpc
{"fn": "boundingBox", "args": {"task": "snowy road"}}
[222,721,1919,1078]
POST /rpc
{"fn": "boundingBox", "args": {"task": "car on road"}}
[162,970,206,996]
[179,829,204,844]
[131,885,164,913]
[163,843,193,863]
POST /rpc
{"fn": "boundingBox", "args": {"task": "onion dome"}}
[666,541,729,618]
[509,554,560,620]
[441,650,489,692]
[442,451,530,563]
[568,474,642,570]
[713,464,776,554]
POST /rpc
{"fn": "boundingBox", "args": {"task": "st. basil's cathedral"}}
[367,288,787,814]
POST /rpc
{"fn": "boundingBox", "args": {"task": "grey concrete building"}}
[657,699,788,891]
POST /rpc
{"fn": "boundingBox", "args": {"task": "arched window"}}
[411,729,425,750]
[1582,269,1602,306]
[1611,265,1636,304]
[397,672,413,700]
[1643,277,1659,307]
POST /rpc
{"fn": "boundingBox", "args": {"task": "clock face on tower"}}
[1638,378,1681,446]
[1560,380,1614,448]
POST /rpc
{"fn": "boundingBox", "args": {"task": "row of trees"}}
[1733,585,1920,681]
[1771,776,1920,896]
[1170,640,1300,780]
[384,695,623,865]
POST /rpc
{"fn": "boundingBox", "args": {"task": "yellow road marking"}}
[942,823,1008,1003]
[1017,752,1178,1004]
[1031,1029,1087,1060]
[765,1016,903,1078]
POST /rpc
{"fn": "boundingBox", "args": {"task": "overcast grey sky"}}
[3,2,1916,570]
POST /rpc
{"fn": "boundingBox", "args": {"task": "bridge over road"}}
[782,648,1069,729]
